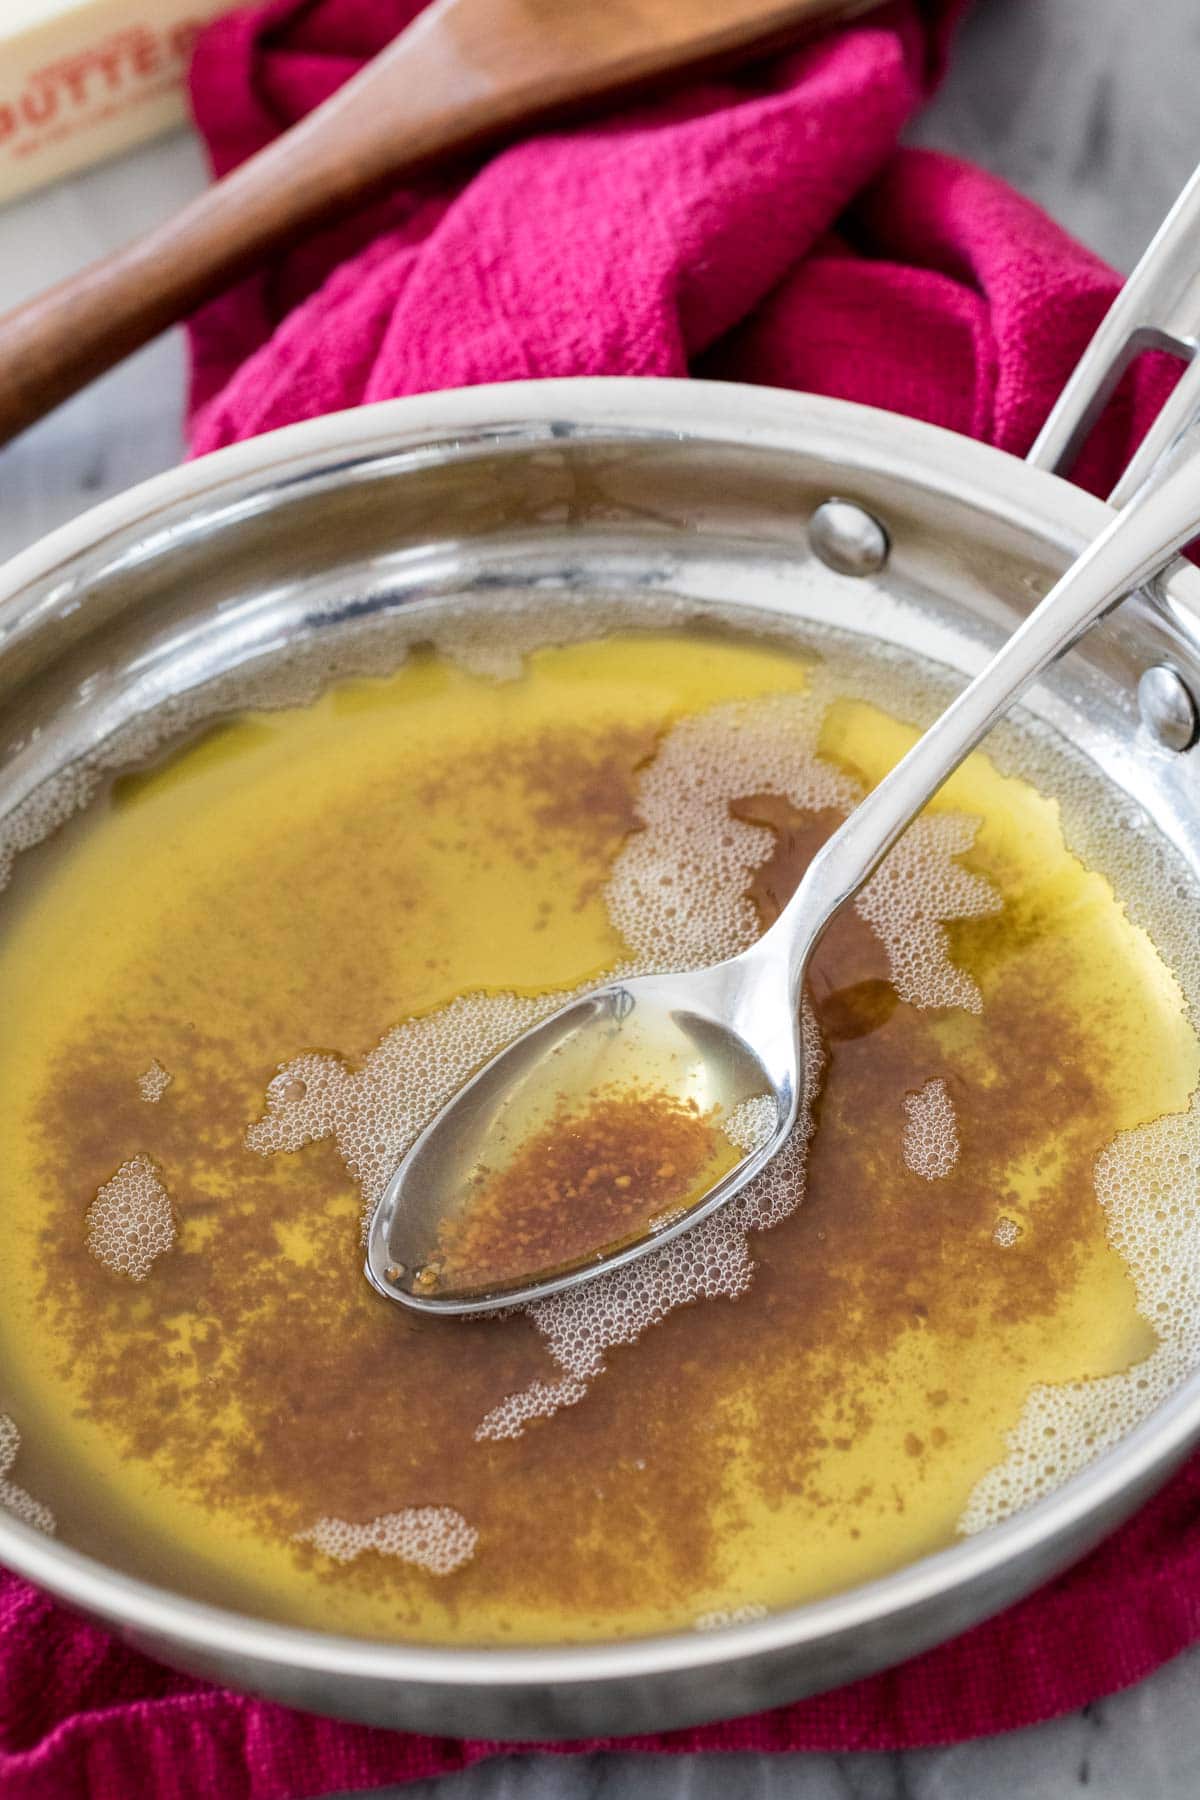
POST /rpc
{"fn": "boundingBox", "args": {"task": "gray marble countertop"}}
[1,0,1198,1793]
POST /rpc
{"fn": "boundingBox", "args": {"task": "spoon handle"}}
[780,355,1200,993]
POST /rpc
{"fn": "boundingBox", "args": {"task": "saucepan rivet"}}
[808,499,890,578]
[1137,665,1199,752]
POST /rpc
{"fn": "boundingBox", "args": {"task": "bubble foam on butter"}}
[0,1416,55,1536]
[296,1506,477,1574]
[85,1154,176,1282]
[137,1059,172,1103]
[604,694,860,969]
[694,1603,768,1631]
[604,687,997,1002]
[723,1095,778,1154]
[857,816,999,1013]
[903,1078,959,1181]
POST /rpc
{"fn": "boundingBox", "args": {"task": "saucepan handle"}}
[780,352,1200,997]
[1028,163,1200,506]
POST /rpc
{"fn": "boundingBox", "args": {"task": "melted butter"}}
[0,628,1191,1643]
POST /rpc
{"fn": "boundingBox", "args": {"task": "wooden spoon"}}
[0,0,875,449]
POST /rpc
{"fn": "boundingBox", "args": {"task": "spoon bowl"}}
[366,956,796,1313]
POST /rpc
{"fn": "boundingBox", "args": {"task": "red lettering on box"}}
[0,16,215,177]
[21,83,58,128]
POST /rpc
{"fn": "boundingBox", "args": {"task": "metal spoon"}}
[367,370,1200,1317]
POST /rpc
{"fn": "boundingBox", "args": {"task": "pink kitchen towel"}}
[1,2,1196,1796]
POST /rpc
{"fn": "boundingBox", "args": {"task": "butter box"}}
[0,0,234,207]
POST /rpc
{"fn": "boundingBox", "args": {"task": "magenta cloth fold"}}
[3,3,1198,1795]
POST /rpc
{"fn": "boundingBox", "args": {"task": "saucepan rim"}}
[0,374,1196,1696]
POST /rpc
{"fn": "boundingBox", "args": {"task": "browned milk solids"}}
[0,624,1195,1645]
[430,1087,734,1297]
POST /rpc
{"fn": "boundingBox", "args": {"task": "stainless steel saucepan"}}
[1,167,1200,1739]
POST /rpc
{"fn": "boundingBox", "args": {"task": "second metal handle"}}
[1029,164,1200,508]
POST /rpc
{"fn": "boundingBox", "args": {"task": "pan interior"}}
[0,490,1198,1651]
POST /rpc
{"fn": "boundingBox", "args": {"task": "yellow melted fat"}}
[0,626,1193,1645]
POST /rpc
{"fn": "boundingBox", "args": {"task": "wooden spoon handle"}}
[0,0,872,450]
[0,14,523,447]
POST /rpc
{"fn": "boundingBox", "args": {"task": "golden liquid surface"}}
[0,627,1193,1644]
